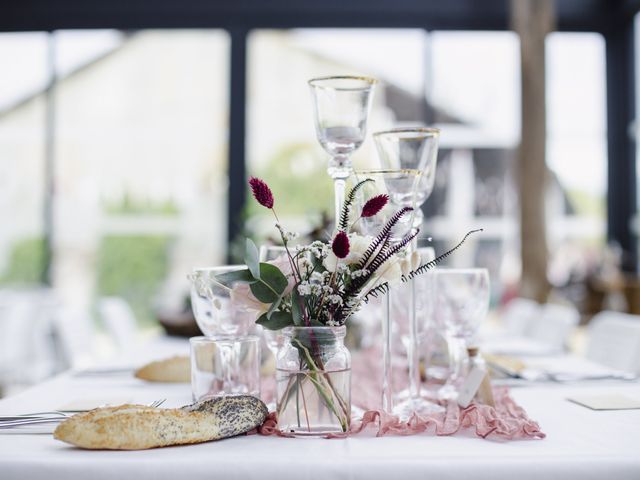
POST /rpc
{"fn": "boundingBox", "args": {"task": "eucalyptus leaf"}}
[249,263,288,303]
[256,311,293,330]
[292,327,336,349]
[266,294,283,319]
[215,268,256,287]
[244,238,261,279]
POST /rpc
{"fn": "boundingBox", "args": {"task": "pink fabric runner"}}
[258,347,545,440]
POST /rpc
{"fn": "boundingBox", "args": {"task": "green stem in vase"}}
[293,338,349,432]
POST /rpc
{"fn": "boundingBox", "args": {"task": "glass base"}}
[351,404,366,420]
[393,397,444,421]
[437,383,459,401]
[280,425,349,437]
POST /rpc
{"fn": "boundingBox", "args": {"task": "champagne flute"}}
[309,76,376,224]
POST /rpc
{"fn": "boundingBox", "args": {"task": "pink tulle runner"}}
[258,348,545,441]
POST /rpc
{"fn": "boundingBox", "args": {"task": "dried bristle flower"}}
[362,194,389,218]
[249,177,274,209]
[332,231,350,259]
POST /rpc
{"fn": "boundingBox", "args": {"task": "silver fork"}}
[0,399,166,428]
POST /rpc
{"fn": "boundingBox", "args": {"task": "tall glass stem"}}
[406,237,421,403]
[328,155,351,224]
[407,279,420,400]
[381,293,393,412]
[333,177,346,223]
[447,336,467,388]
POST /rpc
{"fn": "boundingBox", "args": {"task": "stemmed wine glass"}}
[351,169,421,413]
[373,127,440,418]
[188,266,257,395]
[258,245,288,409]
[189,266,256,338]
[309,76,376,223]
[432,268,490,400]
[373,127,439,231]
[391,247,445,416]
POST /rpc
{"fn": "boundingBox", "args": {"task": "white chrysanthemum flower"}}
[328,295,343,305]
[297,282,311,296]
[310,271,324,283]
[351,268,369,279]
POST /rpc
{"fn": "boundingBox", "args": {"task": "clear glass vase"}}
[276,326,351,436]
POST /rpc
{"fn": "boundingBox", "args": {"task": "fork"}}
[0,399,166,428]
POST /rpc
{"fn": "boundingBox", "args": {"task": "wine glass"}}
[258,245,287,409]
[351,169,420,413]
[391,246,445,416]
[309,76,376,223]
[188,266,259,398]
[432,268,490,400]
[188,266,256,338]
[373,128,440,418]
[373,127,439,231]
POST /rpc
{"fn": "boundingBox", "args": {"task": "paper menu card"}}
[567,394,640,411]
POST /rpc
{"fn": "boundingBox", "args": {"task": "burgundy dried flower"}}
[361,194,389,217]
[249,177,274,209]
[332,231,350,259]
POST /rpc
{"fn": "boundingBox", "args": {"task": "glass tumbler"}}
[190,335,261,401]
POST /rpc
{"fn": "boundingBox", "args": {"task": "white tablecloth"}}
[1,338,640,480]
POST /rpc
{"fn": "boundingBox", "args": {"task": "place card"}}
[457,366,488,408]
[567,394,640,411]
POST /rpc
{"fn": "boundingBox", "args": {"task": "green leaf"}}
[244,238,260,279]
[266,294,283,319]
[256,311,293,330]
[291,289,304,326]
[215,268,256,287]
[249,263,288,303]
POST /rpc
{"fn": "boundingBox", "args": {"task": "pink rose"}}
[230,254,295,315]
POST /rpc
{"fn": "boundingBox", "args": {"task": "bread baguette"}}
[53,395,268,450]
[134,355,190,383]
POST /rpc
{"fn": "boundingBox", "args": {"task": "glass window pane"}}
[246,29,427,241]
[545,32,607,285]
[0,32,48,285]
[54,29,229,324]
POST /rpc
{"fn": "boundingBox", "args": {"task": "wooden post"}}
[511,0,555,302]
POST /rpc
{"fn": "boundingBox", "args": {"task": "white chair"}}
[586,311,640,373]
[501,297,540,336]
[98,297,138,352]
[526,302,580,353]
[52,306,96,369]
[0,289,59,392]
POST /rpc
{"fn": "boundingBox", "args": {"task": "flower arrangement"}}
[216,176,478,330]
[215,176,479,435]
